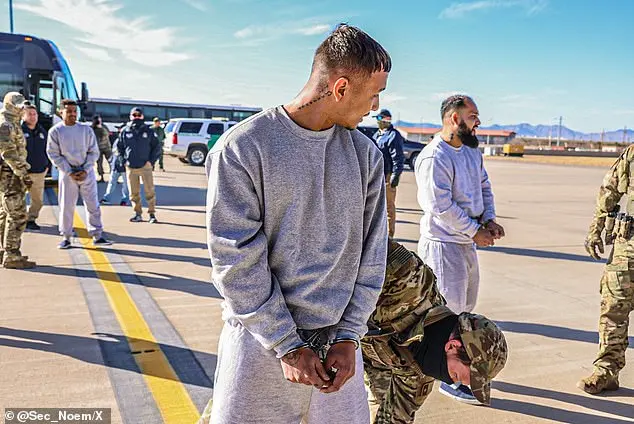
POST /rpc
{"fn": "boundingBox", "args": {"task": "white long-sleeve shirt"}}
[415,134,496,244]
[206,106,388,357]
[47,122,99,174]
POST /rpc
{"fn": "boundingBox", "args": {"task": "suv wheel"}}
[187,146,207,166]
[409,152,419,170]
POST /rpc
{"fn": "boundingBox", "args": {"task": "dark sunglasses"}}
[132,113,142,118]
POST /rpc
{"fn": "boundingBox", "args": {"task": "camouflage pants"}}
[363,339,435,424]
[593,242,634,375]
[0,165,28,262]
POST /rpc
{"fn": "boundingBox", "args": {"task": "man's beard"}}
[457,121,479,148]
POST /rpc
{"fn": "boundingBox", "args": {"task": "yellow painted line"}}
[71,211,200,423]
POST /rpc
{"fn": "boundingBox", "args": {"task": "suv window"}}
[165,121,176,133]
[207,123,225,136]
[178,122,203,134]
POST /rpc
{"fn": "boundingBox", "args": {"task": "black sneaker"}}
[58,239,72,249]
[93,237,112,246]
[130,214,143,222]
[26,221,41,230]
[148,214,158,224]
[100,199,111,205]
[120,200,129,206]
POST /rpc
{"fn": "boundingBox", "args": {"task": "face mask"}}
[457,120,479,148]
[409,314,459,385]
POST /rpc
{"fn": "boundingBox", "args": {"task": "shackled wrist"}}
[331,337,360,350]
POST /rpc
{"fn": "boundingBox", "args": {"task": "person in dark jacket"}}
[117,107,161,223]
[373,109,405,237]
[152,117,166,171]
[22,104,49,230]
[100,137,129,206]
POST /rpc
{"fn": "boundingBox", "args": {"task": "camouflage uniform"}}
[0,92,34,268]
[362,240,507,423]
[580,145,634,394]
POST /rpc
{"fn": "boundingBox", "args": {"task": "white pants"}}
[418,238,479,313]
[58,169,103,239]
[211,319,370,424]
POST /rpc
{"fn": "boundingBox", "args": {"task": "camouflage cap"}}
[457,312,508,406]
[3,92,26,109]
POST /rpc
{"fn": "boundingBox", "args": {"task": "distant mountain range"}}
[395,121,633,142]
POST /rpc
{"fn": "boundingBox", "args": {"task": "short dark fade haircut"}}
[23,104,37,111]
[450,323,472,365]
[312,23,391,81]
[60,99,78,109]
[440,94,473,120]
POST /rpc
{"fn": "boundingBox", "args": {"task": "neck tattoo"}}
[297,90,333,110]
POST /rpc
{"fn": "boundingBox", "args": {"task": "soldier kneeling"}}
[362,240,508,424]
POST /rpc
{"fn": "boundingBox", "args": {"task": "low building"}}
[397,126,516,145]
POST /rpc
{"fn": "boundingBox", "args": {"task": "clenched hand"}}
[320,341,356,394]
[280,347,331,389]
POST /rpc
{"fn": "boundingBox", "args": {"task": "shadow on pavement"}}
[493,398,633,424]
[494,381,634,421]
[393,237,419,245]
[0,327,215,389]
[496,321,634,348]
[481,246,606,263]
[110,233,207,250]
[108,247,211,267]
[25,265,221,299]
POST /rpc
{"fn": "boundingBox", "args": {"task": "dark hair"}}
[60,99,78,109]
[23,104,37,111]
[312,23,391,81]
[449,323,472,365]
[92,115,102,125]
[440,94,472,120]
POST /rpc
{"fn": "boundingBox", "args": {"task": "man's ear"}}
[445,338,463,353]
[332,77,349,102]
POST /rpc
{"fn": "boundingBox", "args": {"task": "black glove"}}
[390,174,400,188]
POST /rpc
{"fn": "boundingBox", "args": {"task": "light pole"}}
[9,0,14,33]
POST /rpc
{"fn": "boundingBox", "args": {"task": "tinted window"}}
[232,110,256,121]
[178,122,203,134]
[144,106,166,121]
[95,103,120,122]
[207,123,224,135]
[205,109,231,120]
[167,107,188,119]
[191,108,204,118]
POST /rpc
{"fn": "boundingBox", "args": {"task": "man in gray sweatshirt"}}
[202,24,390,424]
[47,99,111,249]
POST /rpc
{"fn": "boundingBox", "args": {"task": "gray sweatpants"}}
[418,238,479,313]
[58,169,103,239]
[210,319,370,424]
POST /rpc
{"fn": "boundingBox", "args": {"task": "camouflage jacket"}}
[0,110,29,178]
[366,240,448,347]
[588,145,634,235]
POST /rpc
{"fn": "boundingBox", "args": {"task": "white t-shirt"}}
[415,134,496,244]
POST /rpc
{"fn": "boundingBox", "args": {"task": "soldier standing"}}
[0,92,36,269]
[581,145,634,394]
[363,240,508,423]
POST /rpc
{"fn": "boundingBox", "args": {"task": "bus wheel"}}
[187,147,207,166]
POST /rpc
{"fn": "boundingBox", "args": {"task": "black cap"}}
[130,106,144,115]
[374,109,392,119]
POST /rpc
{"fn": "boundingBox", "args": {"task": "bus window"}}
[37,80,54,116]
[95,103,120,122]
[232,111,255,121]
[143,106,166,120]
[191,108,204,118]
[167,107,188,119]
[205,109,231,120]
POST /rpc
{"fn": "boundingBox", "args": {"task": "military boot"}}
[577,370,619,394]
[3,257,36,269]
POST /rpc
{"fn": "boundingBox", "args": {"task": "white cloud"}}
[75,46,112,61]
[439,0,547,19]
[182,0,208,11]
[381,93,407,105]
[15,0,190,66]
[431,91,465,101]
[234,21,332,42]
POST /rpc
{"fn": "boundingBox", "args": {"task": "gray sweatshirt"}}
[47,122,99,174]
[415,134,496,244]
[206,106,388,357]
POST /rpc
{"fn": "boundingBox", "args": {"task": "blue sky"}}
[3,0,633,132]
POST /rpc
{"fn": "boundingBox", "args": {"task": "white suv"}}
[163,118,237,166]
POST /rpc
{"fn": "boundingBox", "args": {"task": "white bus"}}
[84,97,262,140]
